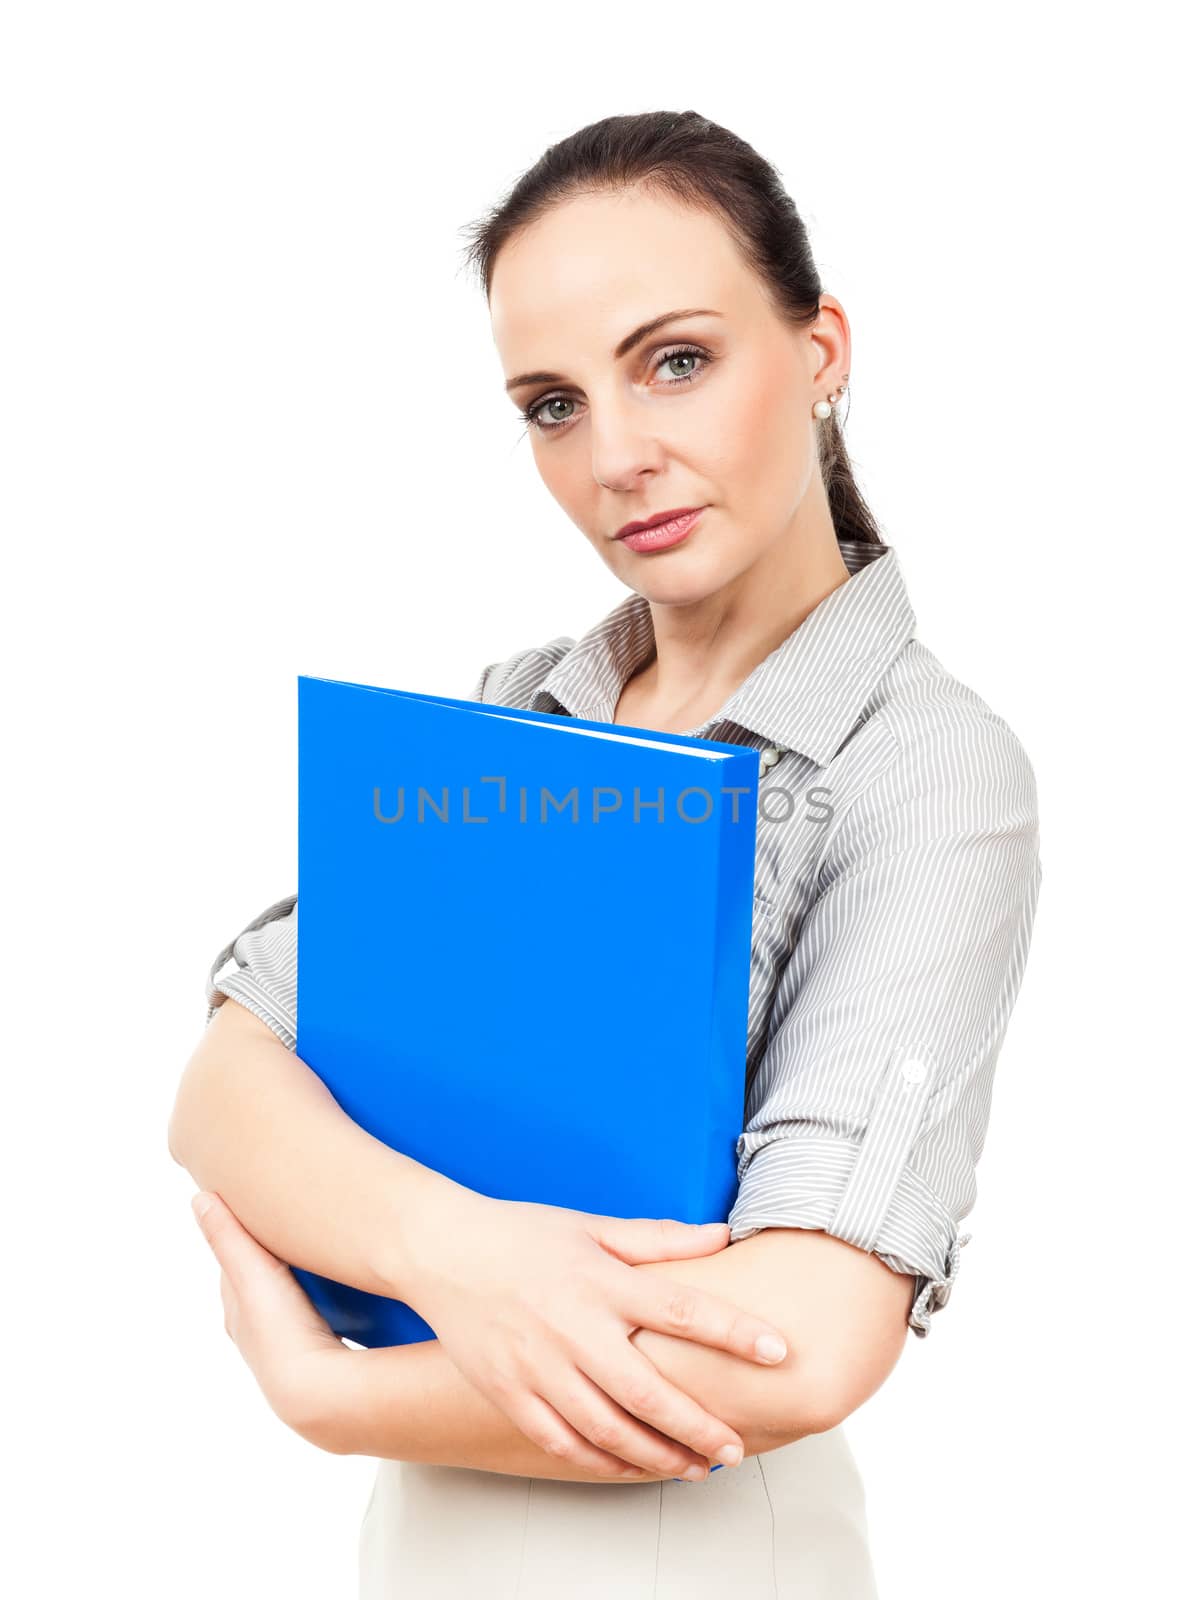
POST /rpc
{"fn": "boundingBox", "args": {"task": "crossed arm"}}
[178,997,914,1483]
[305,1224,914,1478]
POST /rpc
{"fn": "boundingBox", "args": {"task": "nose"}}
[589,403,667,494]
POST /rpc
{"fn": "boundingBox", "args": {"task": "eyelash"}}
[521,343,714,435]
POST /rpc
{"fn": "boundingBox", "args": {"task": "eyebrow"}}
[504,308,724,394]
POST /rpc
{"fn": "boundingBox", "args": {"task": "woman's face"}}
[489,187,849,607]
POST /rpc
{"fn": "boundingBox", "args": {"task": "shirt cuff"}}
[206,973,297,1053]
[726,1132,971,1337]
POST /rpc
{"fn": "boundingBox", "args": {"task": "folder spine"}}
[702,751,759,1224]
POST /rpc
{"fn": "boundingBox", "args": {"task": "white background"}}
[5,3,1195,1594]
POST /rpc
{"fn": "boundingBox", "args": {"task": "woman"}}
[174,110,1042,1596]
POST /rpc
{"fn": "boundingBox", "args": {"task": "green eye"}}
[522,343,714,435]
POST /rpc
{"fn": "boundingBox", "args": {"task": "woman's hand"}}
[188,1190,352,1451]
[404,1191,791,1481]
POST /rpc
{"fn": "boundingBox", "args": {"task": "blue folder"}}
[292,673,760,1348]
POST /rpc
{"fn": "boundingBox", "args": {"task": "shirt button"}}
[759,746,781,777]
[900,1057,927,1084]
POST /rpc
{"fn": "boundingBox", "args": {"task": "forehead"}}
[489,188,755,360]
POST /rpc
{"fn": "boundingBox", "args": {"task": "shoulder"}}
[470,635,577,706]
[854,639,1039,833]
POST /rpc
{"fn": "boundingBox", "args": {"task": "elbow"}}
[788,1369,856,1439]
[780,1337,907,1443]
[167,1091,199,1171]
[770,1367,850,1446]
[166,1105,190,1168]
[167,1051,212,1174]
[729,1356,849,1456]
[167,1018,229,1175]
[750,1352,890,1451]
[168,1069,219,1179]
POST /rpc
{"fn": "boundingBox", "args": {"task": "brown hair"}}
[461,109,884,548]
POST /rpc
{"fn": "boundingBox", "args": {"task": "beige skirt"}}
[358,1423,878,1598]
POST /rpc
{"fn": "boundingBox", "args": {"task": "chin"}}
[635,566,730,607]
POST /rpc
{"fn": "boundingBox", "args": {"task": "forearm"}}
[168,998,473,1299]
[320,1243,814,1479]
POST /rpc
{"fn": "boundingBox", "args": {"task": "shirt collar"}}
[531,537,917,768]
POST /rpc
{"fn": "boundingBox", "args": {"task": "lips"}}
[615,506,705,539]
[616,507,705,553]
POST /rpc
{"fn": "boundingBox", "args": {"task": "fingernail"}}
[191,1192,215,1221]
[756,1334,787,1362]
[717,1444,742,1466]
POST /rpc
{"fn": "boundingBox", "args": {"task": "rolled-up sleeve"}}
[205,893,298,1051]
[727,712,1043,1337]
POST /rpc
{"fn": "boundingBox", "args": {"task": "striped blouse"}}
[205,536,1042,1338]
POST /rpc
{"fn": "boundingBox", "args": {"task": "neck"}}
[632,514,852,728]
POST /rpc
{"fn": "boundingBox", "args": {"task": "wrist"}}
[377,1159,491,1302]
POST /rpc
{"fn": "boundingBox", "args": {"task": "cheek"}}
[704,368,812,510]
[533,442,586,513]
[532,445,613,555]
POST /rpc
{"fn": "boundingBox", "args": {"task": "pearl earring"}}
[812,376,849,420]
